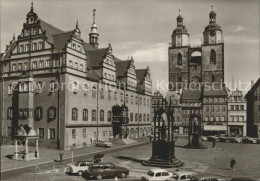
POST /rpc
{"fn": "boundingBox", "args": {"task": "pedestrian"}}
[90,137,93,146]
[212,140,216,148]
[230,157,236,169]
[59,150,64,162]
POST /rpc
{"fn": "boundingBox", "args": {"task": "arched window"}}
[144,98,146,106]
[135,96,138,105]
[49,81,56,93]
[92,86,97,98]
[139,113,142,122]
[126,94,129,103]
[130,95,133,104]
[108,90,111,100]
[8,84,13,94]
[143,114,146,122]
[92,110,96,121]
[48,107,56,121]
[130,113,133,122]
[212,75,215,82]
[100,88,104,99]
[135,113,138,122]
[147,114,149,122]
[114,92,117,100]
[177,53,182,66]
[83,109,88,121]
[72,107,78,121]
[35,107,42,120]
[107,111,112,122]
[139,97,142,105]
[7,107,13,119]
[210,49,216,64]
[120,93,124,102]
[100,110,104,121]
[36,82,42,94]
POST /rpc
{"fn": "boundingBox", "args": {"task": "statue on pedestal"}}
[161,121,167,141]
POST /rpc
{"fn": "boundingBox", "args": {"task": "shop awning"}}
[203,125,227,131]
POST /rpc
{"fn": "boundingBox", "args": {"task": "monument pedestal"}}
[142,140,184,168]
[184,134,207,149]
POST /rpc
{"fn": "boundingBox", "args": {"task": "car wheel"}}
[77,171,83,176]
[96,175,103,180]
[120,172,126,178]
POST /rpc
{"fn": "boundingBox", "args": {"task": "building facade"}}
[0,5,152,149]
[246,78,260,138]
[227,89,247,137]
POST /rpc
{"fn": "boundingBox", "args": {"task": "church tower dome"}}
[89,9,99,49]
[171,9,189,47]
[203,5,223,45]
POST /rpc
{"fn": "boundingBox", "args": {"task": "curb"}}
[1,141,149,173]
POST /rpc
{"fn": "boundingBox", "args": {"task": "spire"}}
[209,5,216,24]
[211,5,214,11]
[179,9,181,15]
[177,9,183,27]
[93,9,96,24]
[31,2,34,11]
[76,20,79,29]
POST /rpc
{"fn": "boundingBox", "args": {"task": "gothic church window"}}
[177,53,182,66]
[210,49,216,64]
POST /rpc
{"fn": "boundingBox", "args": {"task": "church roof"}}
[87,48,107,67]
[172,25,188,35]
[204,23,221,32]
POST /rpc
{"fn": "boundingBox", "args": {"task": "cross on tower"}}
[93,9,96,24]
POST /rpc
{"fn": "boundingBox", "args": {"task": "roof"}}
[203,84,228,97]
[87,48,107,67]
[149,168,168,172]
[39,18,63,44]
[204,23,221,32]
[172,25,188,35]
[181,88,202,102]
[247,77,260,94]
[52,30,74,52]
[136,69,147,81]
[2,40,16,59]
[115,60,131,77]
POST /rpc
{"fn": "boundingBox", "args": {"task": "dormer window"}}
[19,45,24,53]
[33,28,38,35]
[38,42,43,50]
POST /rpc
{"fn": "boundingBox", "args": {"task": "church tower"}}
[201,6,224,84]
[89,9,99,49]
[169,10,189,91]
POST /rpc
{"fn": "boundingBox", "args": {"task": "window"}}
[135,96,138,105]
[221,116,225,122]
[72,129,76,139]
[83,128,87,138]
[20,45,24,53]
[12,64,16,71]
[147,99,150,106]
[130,113,133,122]
[155,172,161,177]
[120,93,124,102]
[69,61,73,67]
[32,61,37,69]
[143,114,146,122]
[74,62,78,69]
[92,110,96,121]
[100,89,104,99]
[7,127,12,137]
[72,108,78,121]
[177,53,182,65]
[48,107,56,120]
[92,87,97,98]
[39,60,44,69]
[144,98,146,106]
[32,43,37,51]
[50,81,56,93]
[240,116,244,122]
[235,105,239,111]
[108,90,111,100]
[24,62,28,70]
[19,82,28,92]
[7,107,13,119]
[205,116,209,121]
[72,43,76,49]
[216,106,220,112]
[210,49,216,64]
[147,114,149,122]
[8,84,13,94]
[135,113,138,122]
[222,106,226,112]
[211,106,214,112]
[17,63,22,71]
[139,114,142,122]
[25,44,30,52]
[80,64,83,71]
[38,42,43,50]
[45,60,50,68]
[35,82,43,93]
[35,107,42,120]
[230,116,234,122]
[240,105,244,111]
[49,128,55,139]
[114,92,117,101]
[126,94,129,103]
[39,128,44,139]
[83,109,88,121]
[139,97,142,105]
[216,116,220,121]
[206,106,209,112]
[210,116,214,121]
[100,110,104,121]
[72,82,78,93]
[107,111,112,122]
[230,105,234,111]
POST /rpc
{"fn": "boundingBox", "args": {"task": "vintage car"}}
[83,162,129,180]
[191,175,225,181]
[166,171,194,181]
[242,137,257,144]
[68,161,91,176]
[95,140,112,147]
[141,168,173,181]
[201,136,208,141]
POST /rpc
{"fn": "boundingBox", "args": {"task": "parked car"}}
[242,137,257,144]
[234,137,243,143]
[141,168,173,181]
[191,175,225,181]
[219,137,230,143]
[95,140,112,147]
[68,161,91,176]
[83,162,129,180]
[207,136,220,142]
[166,171,194,181]
[201,136,208,141]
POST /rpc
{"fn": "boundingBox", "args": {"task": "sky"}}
[1,0,259,95]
